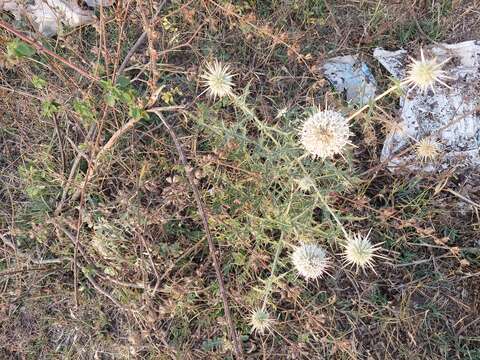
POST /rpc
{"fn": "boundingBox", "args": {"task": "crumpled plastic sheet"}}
[374,41,480,171]
[0,0,113,37]
[323,55,377,106]
[324,41,480,172]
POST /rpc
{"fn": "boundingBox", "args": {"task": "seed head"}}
[292,243,330,280]
[415,137,441,162]
[404,48,450,94]
[200,59,235,99]
[342,230,381,272]
[249,308,274,335]
[299,109,352,159]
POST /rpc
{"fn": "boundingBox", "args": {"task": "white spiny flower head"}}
[415,137,441,162]
[200,59,235,99]
[299,109,352,159]
[342,229,381,272]
[295,176,315,192]
[249,308,274,335]
[292,243,330,280]
[404,48,451,94]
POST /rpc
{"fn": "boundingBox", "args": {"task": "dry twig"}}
[117,0,167,75]
[0,19,99,83]
[52,221,132,311]
[148,108,244,359]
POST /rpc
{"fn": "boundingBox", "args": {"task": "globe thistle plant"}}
[342,230,381,273]
[249,308,274,335]
[403,48,451,94]
[415,137,441,162]
[200,59,235,99]
[299,109,352,160]
[291,243,330,280]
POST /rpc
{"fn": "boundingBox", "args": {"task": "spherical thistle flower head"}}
[404,48,451,94]
[200,59,235,99]
[299,109,352,160]
[415,137,441,162]
[249,308,274,335]
[295,176,315,192]
[342,230,381,273]
[291,243,330,280]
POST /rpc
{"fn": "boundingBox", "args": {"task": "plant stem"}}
[296,158,349,239]
[230,95,280,146]
[262,233,284,310]
[346,83,402,121]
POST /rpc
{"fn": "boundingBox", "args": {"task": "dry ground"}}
[1,0,480,359]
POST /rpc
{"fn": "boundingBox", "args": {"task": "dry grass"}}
[1,0,480,359]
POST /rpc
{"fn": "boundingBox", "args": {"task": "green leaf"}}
[7,39,36,58]
[78,143,89,152]
[32,76,47,89]
[25,185,45,199]
[201,337,224,352]
[81,266,97,277]
[104,92,116,107]
[101,79,137,107]
[233,252,246,266]
[41,101,59,117]
[118,89,136,105]
[103,267,117,276]
[116,75,131,88]
[128,106,148,120]
[73,99,96,126]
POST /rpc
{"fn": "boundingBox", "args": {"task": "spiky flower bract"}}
[403,48,450,94]
[291,243,330,280]
[342,230,380,272]
[415,137,441,162]
[299,109,352,159]
[200,59,235,99]
[249,308,274,335]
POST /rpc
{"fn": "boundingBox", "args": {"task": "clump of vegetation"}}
[1,1,479,359]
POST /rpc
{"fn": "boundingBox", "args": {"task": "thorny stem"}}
[261,233,284,311]
[232,94,351,242]
[229,86,352,241]
[260,185,296,310]
[230,95,281,146]
[296,158,350,240]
